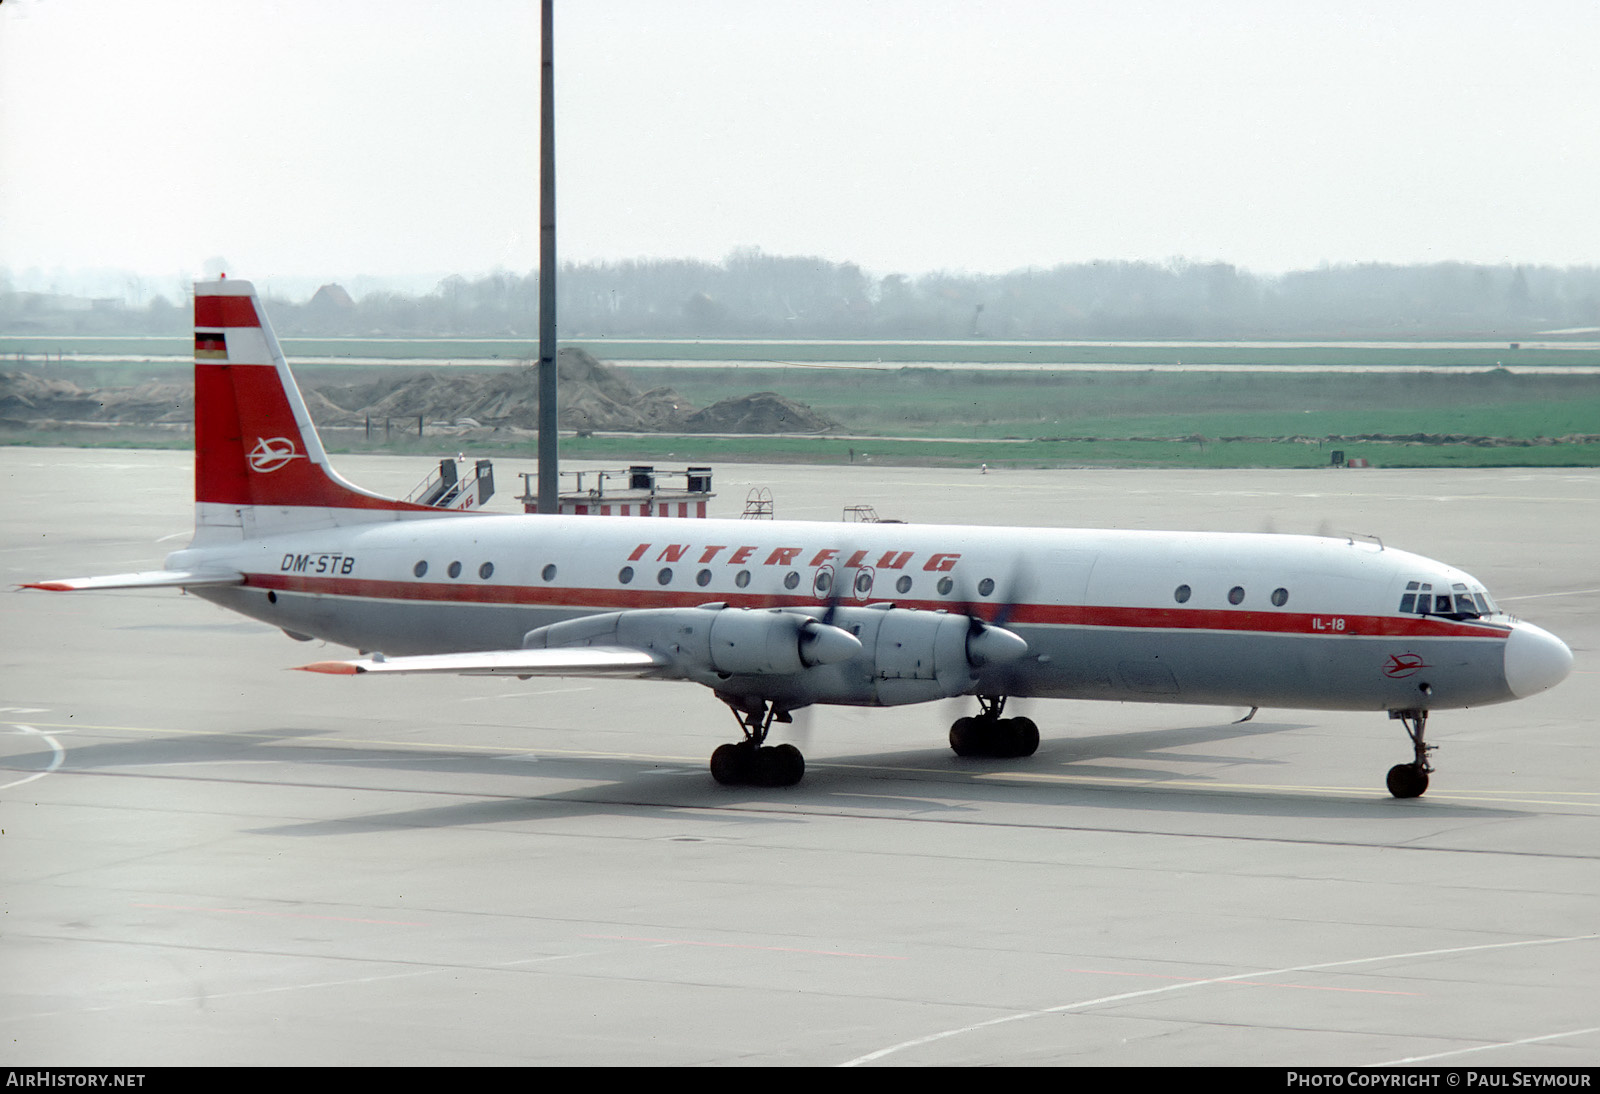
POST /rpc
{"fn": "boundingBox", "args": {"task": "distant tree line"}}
[4,252,1598,338]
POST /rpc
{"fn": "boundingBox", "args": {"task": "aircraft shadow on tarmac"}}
[2,716,1524,837]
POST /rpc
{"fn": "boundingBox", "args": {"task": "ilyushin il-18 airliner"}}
[26,279,1573,796]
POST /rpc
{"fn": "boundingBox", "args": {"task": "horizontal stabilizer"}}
[22,570,245,592]
[296,646,667,678]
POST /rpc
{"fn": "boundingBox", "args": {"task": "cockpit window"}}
[1399,579,1494,619]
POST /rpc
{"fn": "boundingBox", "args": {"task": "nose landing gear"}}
[1386,708,1434,798]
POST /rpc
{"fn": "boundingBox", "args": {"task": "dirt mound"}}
[320,348,692,431]
[678,391,834,434]
[0,371,190,424]
[0,372,103,421]
[0,347,837,436]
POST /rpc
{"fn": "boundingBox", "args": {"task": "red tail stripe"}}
[195,295,261,329]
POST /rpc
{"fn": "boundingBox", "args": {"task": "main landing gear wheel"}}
[710,696,806,787]
[1386,709,1435,799]
[710,741,805,788]
[949,696,1039,759]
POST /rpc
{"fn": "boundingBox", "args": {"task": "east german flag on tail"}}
[194,332,228,360]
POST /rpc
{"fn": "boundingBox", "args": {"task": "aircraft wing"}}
[22,570,246,592]
[296,647,668,678]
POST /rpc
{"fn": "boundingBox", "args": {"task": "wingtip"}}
[295,661,363,675]
[21,582,74,591]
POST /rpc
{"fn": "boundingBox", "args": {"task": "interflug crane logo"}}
[247,437,306,474]
[1384,653,1432,679]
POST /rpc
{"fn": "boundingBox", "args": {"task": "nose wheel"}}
[1386,709,1434,798]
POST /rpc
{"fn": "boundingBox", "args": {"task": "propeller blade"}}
[952,559,1033,667]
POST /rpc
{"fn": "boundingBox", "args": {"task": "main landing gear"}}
[710,696,806,787]
[948,695,1040,759]
[1386,708,1435,799]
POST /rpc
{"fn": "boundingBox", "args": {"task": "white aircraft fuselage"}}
[177,514,1555,715]
[27,279,1574,795]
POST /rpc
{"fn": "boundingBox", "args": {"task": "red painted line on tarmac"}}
[1065,966,1422,996]
[584,933,906,960]
[135,902,426,927]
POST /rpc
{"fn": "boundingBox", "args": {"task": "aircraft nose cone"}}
[1504,621,1574,699]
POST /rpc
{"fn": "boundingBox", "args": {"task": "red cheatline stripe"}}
[243,572,1510,640]
[194,294,260,328]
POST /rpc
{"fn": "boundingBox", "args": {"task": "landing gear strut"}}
[710,695,805,787]
[949,695,1040,759]
[1386,708,1434,798]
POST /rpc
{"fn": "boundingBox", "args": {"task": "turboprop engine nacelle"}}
[525,602,1029,708]
[818,604,1030,706]
[523,605,863,677]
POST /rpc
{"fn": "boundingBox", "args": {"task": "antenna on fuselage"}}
[535,0,559,514]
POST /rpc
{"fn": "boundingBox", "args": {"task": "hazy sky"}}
[2,0,1597,294]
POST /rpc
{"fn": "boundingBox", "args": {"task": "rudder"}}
[192,277,446,540]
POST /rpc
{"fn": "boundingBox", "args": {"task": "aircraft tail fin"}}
[192,278,447,540]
